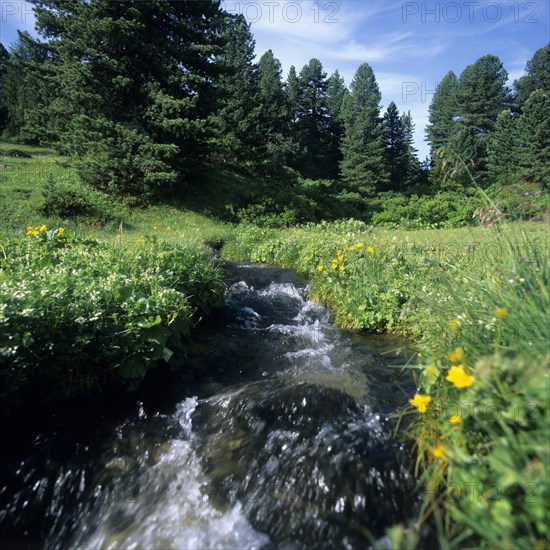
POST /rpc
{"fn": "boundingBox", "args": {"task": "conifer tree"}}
[285,65,300,124]
[514,43,550,110]
[438,55,508,186]
[519,90,550,187]
[210,14,263,166]
[1,31,54,142]
[293,58,331,179]
[486,109,521,186]
[325,70,347,178]
[256,50,291,163]
[425,71,458,153]
[0,44,9,133]
[30,0,222,194]
[339,62,387,194]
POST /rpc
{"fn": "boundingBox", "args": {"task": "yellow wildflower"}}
[39,225,48,232]
[26,226,39,236]
[356,243,363,249]
[337,255,344,262]
[431,444,446,458]
[494,308,507,320]
[448,346,464,364]
[449,415,462,424]
[367,246,374,253]
[331,263,337,270]
[446,364,475,389]
[317,265,324,272]
[337,249,342,255]
[409,393,431,413]
[57,227,65,236]
[339,265,345,272]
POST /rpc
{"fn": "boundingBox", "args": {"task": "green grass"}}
[221,220,549,548]
[1,142,548,547]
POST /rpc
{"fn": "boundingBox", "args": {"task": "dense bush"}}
[0,228,225,405]
[41,174,129,225]
[370,191,479,228]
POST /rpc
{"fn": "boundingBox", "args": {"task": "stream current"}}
[0,262,424,549]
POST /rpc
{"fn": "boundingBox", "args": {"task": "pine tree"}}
[425,71,458,153]
[339,62,387,195]
[514,43,550,110]
[256,49,291,163]
[0,44,9,134]
[285,65,300,124]
[383,102,408,191]
[486,109,521,186]
[325,70,347,178]
[519,90,550,187]
[30,0,222,194]
[455,55,508,138]
[210,14,263,166]
[442,55,508,185]
[383,103,421,191]
[1,31,54,142]
[293,58,332,179]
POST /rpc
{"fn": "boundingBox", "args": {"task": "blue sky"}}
[1,0,548,159]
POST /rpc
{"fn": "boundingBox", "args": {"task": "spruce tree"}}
[285,65,300,124]
[339,62,387,195]
[325,70,347,178]
[210,14,263,166]
[293,58,332,179]
[519,90,550,187]
[30,0,222,194]
[383,102,408,191]
[256,50,291,163]
[425,71,458,153]
[486,110,521,186]
[441,55,508,185]
[514,43,550,110]
[0,44,9,134]
[1,31,54,142]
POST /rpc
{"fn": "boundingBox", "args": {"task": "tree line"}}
[0,1,548,225]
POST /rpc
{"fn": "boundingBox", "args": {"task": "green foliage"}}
[209,14,263,166]
[519,90,550,187]
[30,0,222,194]
[0,229,225,405]
[514,43,550,109]
[41,174,129,225]
[426,71,458,152]
[221,220,549,549]
[0,31,55,144]
[370,191,478,229]
[339,62,388,195]
[487,182,550,220]
[291,58,333,179]
[486,109,521,186]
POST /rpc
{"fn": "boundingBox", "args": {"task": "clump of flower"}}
[446,364,475,388]
[409,393,432,413]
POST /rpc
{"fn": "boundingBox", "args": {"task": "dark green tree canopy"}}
[339,62,387,194]
[30,0,223,193]
[514,43,550,109]
[426,71,458,152]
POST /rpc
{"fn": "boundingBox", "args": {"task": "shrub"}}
[0,229,225,406]
[41,174,129,225]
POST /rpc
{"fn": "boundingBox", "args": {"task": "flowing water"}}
[0,263,425,549]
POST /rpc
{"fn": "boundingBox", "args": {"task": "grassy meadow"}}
[0,143,548,548]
